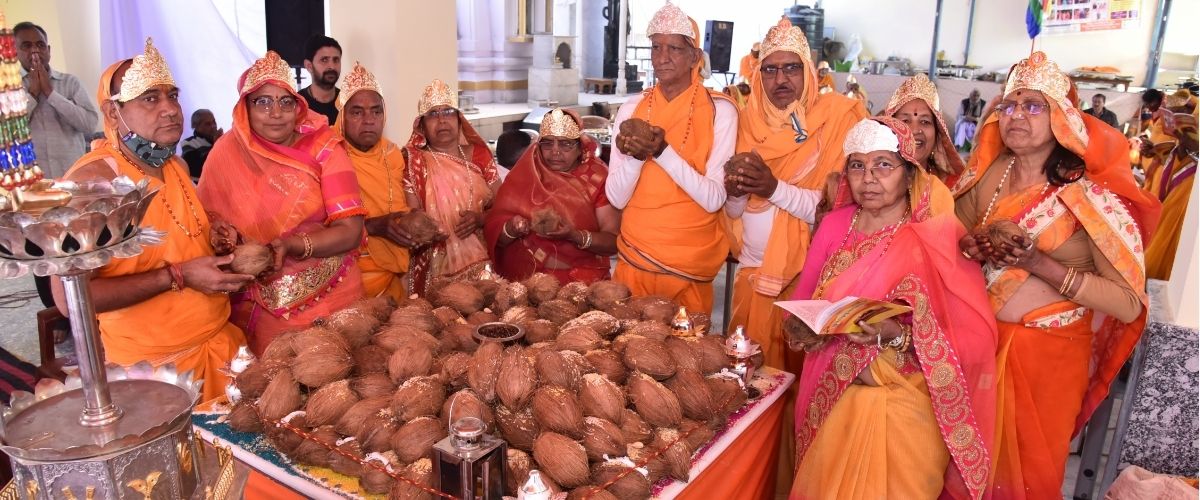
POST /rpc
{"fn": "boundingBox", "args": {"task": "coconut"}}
[505,448,534,496]
[625,443,667,484]
[260,331,297,364]
[665,368,715,421]
[327,438,365,478]
[694,335,730,375]
[603,302,640,322]
[618,409,652,444]
[496,346,538,409]
[471,279,503,305]
[291,325,352,354]
[439,351,472,389]
[229,243,272,276]
[431,282,485,315]
[291,332,354,388]
[533,432,590,488]
[390,416,446,463]
[392,376,446,421]
[387,307,440,336]
[265,412,306,456]
[626,321,672,342]
[651,428,692,482]
[627,296,676,324]
[555,327,603,354]
[389,458,435,500]
[499,305,537,325]
[257,371,302,421]
[707,375,747,417]
[679,419,717,454]
[336,395,392,437]
[352,344,391,375]
[290,424,339,467]
[988,219,1029,249]
[493,281,530,311]
[360,451,400,494]
[228,400,263,433]
[387,342,435,383]
[440,322,479,354]
[396,210,444,246]
[537,299,580,326]
[305,379,359,426]
[467,341,503,402]
[531,386,585,438]
[466,310,499,326]
[441,388,494,432]
[531,207,566,235]
[628,373,682,428]
[356,407,401,454]
[587,281,631,311]
[431,306,463,328]
[234,362,272,399]
[530,349,575,391]
[321,309,380,349]
[560,310,620,339]
[351,373,396,399]
[495,404,540,451]
[581,417,626,461]
[663,336,701,372]
[522,273,560,306]
[575,374,623,425]
[591,462,651,500]
[523,319,558,344]
[555,280,590,306]
[623,337,677,380]
[584,350,626,384]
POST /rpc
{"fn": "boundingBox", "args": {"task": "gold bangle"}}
[1059,267,1077,296]
[299,232,314,260]
[577,230,592,249]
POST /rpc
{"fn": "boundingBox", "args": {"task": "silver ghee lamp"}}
[431,416,506,500]
[724,325,763,399]
[0,177,209,499]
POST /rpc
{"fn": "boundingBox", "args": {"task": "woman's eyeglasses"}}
[760,63,804,77]
[845,160,903,178]
[426,108,459,119]
[249,95,298,113]
[538,139,580,151]
[997,101,1048,117]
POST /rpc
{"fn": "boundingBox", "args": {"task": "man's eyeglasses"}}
[760,63,804,77]
[539,139,580,151]
[997,101,1048,117]
[249,95,298,113]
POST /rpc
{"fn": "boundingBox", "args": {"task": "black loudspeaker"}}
[704,20,734,74]
[264,0,325,67]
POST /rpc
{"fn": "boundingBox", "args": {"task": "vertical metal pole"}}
[1144,0,1172,88]
[59,273,123,427]
[616,0,629,95]
[963,0,978,64]
[929,0,945,81]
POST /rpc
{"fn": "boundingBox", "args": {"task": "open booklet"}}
[775,296,913,335]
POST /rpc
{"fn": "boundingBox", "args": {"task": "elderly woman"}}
[882,73,967,191]
[788,117,996,499]
[484,108,618,284]
[198,51,367,354]
[954,52,1161,497]
[402,79,500,295]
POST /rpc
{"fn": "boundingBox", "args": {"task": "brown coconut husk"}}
[360,451,399,494]
[431,306,463,328]
[466,310,499,326]
[581,416,627,461]
[356,409,401,453]
[555,327,603,354]
[386,307,440,336]
[694,335,730,375]
[229,243,273,276]
[533,431,590,488]
[352,344,391,375]
[584,350,627,384]
[352,295,398,322]
[396,210,444,246]
[679,418,718,453]
[389,458,435,500]
[467,341,503,402]
[560,310,620,339]
[351,373,396,399]
[495,404,540,451]
[665,368,715,421]
[987,219,1030,249]
[387,342,435,383]
[257,371,302,420]
[619,408,652,444]
[336,394,392,437]
[291,325,351,354]
[587,281,631,311]
[623,337,677,380]
[560,350,595,375]
[555,281,590,306]
[431,282,486,315]
[505,448,534,496]
[537,298,580,326]
[439,351,473,389]
[441,388,494,432]
[471,279,503,305]
[628,372,682,428]
[265,413,307,456]
[493,281,530,311]
[579,373,625,425]
[305,379,359,426]
[292,342,354,389]
[260,331,298,364]
[403,297,435,311]
[522,273,561,305]
[627,296,677,324]
[320,309,380,349]
[663,336,701,372]
[497,346,538,409]
[522,319,558,344]
[591,461,651,500]
[531,386,585,438]
[290,425,339,467]
[531,207,566,235]
[327,438,365,478]
[602,302,640,322]
[499,305,537,325]
[390,416,446,463]
[651,428,692,482]
[707,375,747,417]
[439,322,480,354]
[391,375,446,421]
[228,400,263,433]
[535,349,582,391]
[375,327,441,355]
[626,321,672,342]
[234,362,272,399]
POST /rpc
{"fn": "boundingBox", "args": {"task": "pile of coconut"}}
[226,273,756,500]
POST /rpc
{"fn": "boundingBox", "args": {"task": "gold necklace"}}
[815,205,909,298]
[114,147,204,238]
[979,157,1049,228]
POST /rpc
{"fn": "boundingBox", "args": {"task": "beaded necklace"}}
[115,146,204,238]
[644,82,699,149]
[979,157,1049,228]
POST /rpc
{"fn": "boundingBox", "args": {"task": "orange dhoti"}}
[612,261,714,314]
[358,253,406,301]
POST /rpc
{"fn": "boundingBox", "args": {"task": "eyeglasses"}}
[997,101,1048,117]
[249,95,298,113]
[760,63,804,77]
[845,159,903,178]
[426,108,459,119]
[538,139,579,151]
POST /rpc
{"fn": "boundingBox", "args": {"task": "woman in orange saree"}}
[955,52,1160,499]
[483,108,618,284]
[198,51,367,355]
[402,79,500,295]
[788,117,997,500]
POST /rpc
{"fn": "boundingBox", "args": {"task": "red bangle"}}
[167,263,185,292]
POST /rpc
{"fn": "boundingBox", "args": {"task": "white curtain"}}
[99,0,263,140]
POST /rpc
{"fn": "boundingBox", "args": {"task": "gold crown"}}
[240,50,295,96]
[115,38,176,103]
[760,17,811,62]
[337,61,381,110]
[647,1,696,42]
[539,108,581,139]
[885,73,940,115]
[1004,51,1071,109]
[418,79,457,115]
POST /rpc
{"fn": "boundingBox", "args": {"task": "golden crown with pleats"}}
[885,73,940,114]
[418,79,457,115]
[539,108,581,139]
[760,17,811,61]
[647,1,696,41]
[337,61,381,110]
[1004,51,1071,109]
[240,50,295,95]
[115,38,176,103]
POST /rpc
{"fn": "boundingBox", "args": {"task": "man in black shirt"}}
[181,109,222,180]
[1085,93,1119,129]
[299,35,342,124]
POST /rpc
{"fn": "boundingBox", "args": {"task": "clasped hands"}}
[505,215,579,242]
[958,231,1041,269]
[615,118,667,161]
[724,151,779,198]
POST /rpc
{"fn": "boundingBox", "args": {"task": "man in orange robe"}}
[607,2,736,315]
[53,40,251,402]
[737,42,760,83]
[724,17,865,492]
[334,62,411,302]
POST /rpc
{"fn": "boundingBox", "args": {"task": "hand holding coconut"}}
[180,255,255,294]
[209,218,241,256]
[616,118,666,161]
[500,215,532,245]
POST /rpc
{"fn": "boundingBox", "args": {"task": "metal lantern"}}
[724,325,763,399]
[431,416,507,500]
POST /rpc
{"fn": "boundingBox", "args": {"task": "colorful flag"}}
[1026,0,1046,39]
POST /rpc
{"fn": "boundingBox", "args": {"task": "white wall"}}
[3,0,102,131]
